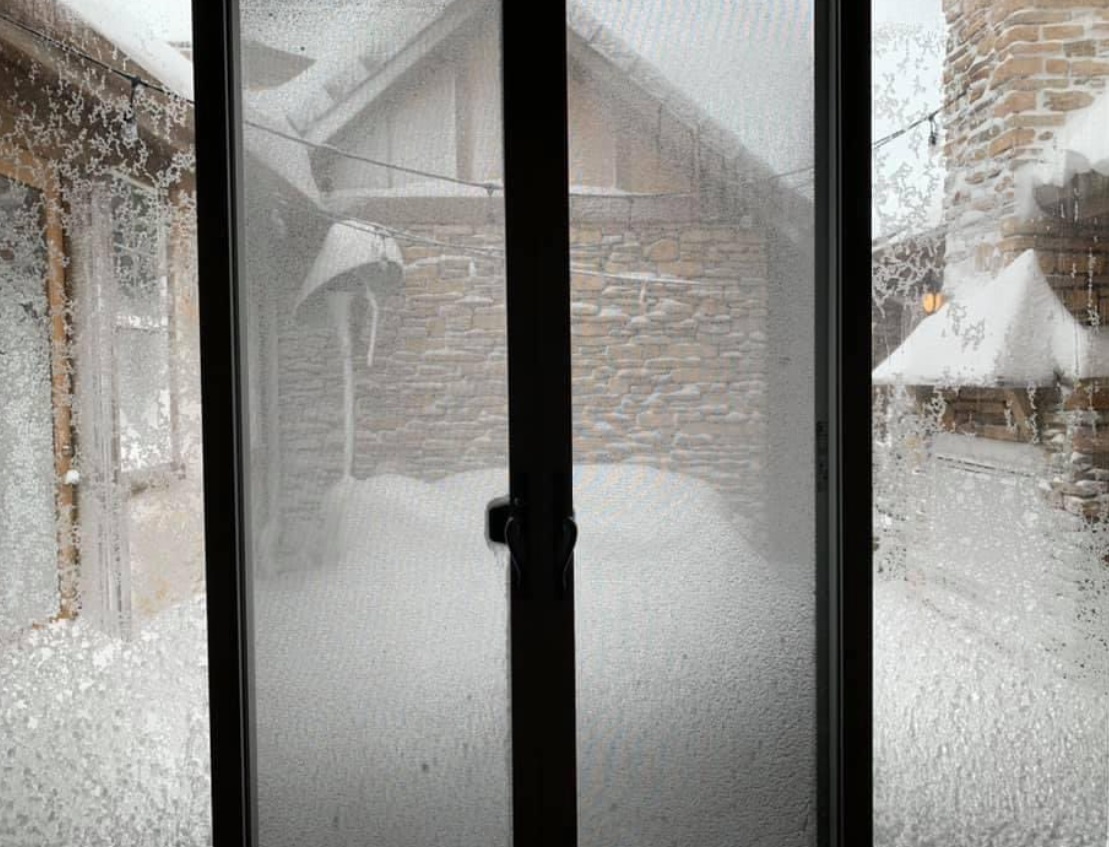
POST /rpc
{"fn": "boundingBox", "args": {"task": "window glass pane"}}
[0,2,210,844]
[237,1,510,843]
[872,0,1109,840]
[113,178,175,473]
[566,3,816,844]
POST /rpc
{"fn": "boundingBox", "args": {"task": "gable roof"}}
[243,0,813,249]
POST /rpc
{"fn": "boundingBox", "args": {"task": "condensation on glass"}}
[237,1,511,844]
[565,3,817,844]
[872,0,1109,842]
[0,3,209,845]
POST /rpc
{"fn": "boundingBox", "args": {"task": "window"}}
[111,175,178,481]
[199,1,829,845]
[2,0,886,844]
[0,3,210,840]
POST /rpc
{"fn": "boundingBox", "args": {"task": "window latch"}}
[486,495,577,592]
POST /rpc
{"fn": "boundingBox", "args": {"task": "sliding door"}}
[194,0,836,845]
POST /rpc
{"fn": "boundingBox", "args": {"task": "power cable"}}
[0,11,971,194]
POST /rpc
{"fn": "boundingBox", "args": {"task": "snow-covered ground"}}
[4,460,1107,845]
[875,449,1109,845]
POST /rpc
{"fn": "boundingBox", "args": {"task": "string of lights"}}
[0,10,967,194]
[0,10,182,99]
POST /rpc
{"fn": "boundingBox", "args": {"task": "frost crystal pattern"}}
[873,0,1109,841]
[0,3,209,844]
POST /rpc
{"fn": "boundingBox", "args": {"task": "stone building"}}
[876,0,1109,517]
[241,0,813,567]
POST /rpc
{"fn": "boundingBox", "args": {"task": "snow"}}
[60,0,195,100]
[873,249,1109,386]
[1028,88,1109,189]
[1015,88,1109,219]
[7,462,1108,844]
[0,596,212,846]
[294,221,403,325]
[874,455,1109,844]
[242,99,321,204]
[3,465,813,846]
[252,465,814,846]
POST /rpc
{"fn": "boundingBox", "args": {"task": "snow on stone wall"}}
[265,220,769,562]
[942,1,1109,277]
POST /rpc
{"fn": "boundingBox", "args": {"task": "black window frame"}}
[191,0,872,844]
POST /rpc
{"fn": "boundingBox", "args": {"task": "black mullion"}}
[839,0,873,834]
[191,0,256,844]
[816,0,872,843]
[500,0,577,844]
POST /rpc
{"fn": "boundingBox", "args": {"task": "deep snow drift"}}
[874,450,1109,845]
[252,465,814,847]
[3,462,1107,845]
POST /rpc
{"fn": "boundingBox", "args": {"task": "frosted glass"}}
[567,2,817,844]
[237,2,511,843]
[872,0,1109,841]
[0,2,210,843]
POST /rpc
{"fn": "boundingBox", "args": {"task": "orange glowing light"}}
[922,290,945,315]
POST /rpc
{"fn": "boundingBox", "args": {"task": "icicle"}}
[326,291,357,478]
[364,289,380,369]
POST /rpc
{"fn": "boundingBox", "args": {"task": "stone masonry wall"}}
[271,219,769,556]
[942,0,1109,277]
[936,1,1109,517]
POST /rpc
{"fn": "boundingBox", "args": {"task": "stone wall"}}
[898,383,1109,519]
[942,0,1109,288]
[1046,381,1109,518]
[269,218,769,557]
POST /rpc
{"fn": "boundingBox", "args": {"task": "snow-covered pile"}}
[0,597,211,847]
[5,463,1108,845]
[253,464,814,847]
[874,458,1109,844]
[873,249,1109,386]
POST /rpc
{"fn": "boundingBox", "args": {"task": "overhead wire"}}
[0,9,182,99]
[0,10,968,194]
[0,9,747,292]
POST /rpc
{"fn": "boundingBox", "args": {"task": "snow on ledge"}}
[1015,89,1109,218]
[1031,89,1109,188]
[873,249,1109,387]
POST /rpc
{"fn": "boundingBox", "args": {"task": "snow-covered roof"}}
[264,0,783,178]
[294,221,403,326]
[1013,88,1109,219]
[873,249,1109,387]
[238,0,812,250]
[59,0,195,100]
[242,96,321,204]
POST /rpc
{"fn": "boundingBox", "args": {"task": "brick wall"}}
[266,219,769,556]
[932,1,1109,516]
[943,0,1109,294]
